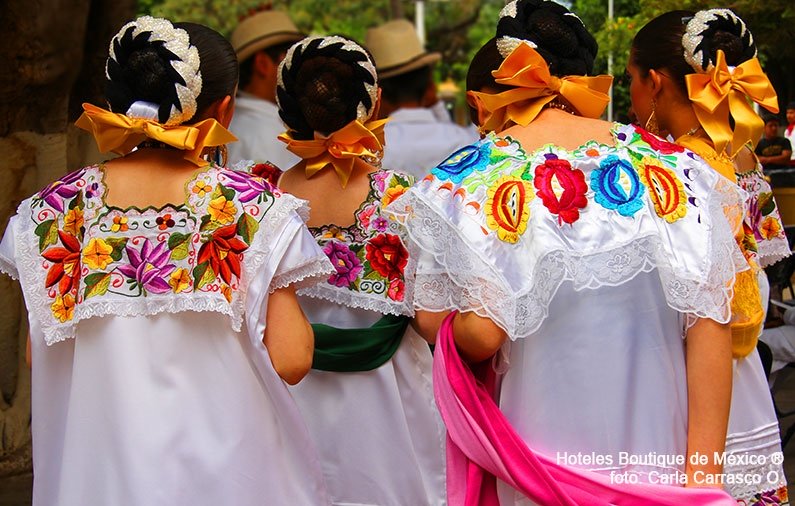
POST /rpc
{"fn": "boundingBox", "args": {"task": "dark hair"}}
[496,0,598,77]
[787,102,795,111]
[763,115,781,125]
[277,36,377,140]
[105,20,238,123]
[631,10,754,95]
[466,37,511,125]
[380,65,433,105]
[238,40,296,89]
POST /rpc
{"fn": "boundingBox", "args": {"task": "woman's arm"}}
[263,285,314,385]
[411,310,450,345]
[684,316,732,487]
[452,311,508,363]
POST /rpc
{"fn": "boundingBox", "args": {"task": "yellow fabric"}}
[278,119,387,188]
[75,103,237,167]
[685,50,779,157]
[468,43,613,133]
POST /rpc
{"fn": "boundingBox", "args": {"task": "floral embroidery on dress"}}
[486,176,534,243]
[637,156,688,223]
[590,154,646,217]
[432,143,494,184]
[738,166,790,267]
[533,155,588,225]
[748,485,789,505]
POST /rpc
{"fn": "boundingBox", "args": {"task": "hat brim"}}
[236,32,306,63]
[378,52,441,79]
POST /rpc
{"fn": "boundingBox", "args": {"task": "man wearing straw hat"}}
[366,19,477,179]
[228,9,304,169]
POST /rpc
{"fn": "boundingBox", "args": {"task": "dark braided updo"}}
[496,0,598,77]
[277,36,378,140]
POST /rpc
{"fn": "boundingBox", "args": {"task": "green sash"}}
[311,314,410,372]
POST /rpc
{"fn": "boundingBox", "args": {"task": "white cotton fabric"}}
[290,298,447,506]
[228,91,300,170]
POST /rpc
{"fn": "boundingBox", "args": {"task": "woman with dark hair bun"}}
[0,16,334,506]
[266,35,446,506]
[628,9,789,504]
[389,0,745,503]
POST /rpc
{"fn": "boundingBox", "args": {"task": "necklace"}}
[546,100,577,115]
[684,125,702,136]
[137,140,178,150]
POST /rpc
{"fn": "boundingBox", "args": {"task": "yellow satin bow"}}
[468,43,613,133]
[278,119,387,188]
[75,103,238,167]
[686,50,779,157]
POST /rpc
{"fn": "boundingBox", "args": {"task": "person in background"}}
[0,16,334,506]
[366,19,477,179]
[785,102,795,167]
[389,0,744,503]
[756,115,793,173]
[228,9,304,168]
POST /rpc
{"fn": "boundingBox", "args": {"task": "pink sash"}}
[433,311,735,505]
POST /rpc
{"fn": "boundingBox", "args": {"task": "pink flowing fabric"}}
[433,311,735,506]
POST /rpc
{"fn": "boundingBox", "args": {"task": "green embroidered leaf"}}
[219,184,235,201]
[168,232,192,260]
[83,272,111,299]
[193,262,216,290]
[105,237,128,261]
[363,267,381,280]
[199,214,215,232]
[759,192,776,216]
[68,192,84,210]
[237,213,259,245]
[35,219,59,252]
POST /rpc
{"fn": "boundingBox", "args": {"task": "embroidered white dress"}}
[388,124,750,504]
[288,169,447,506]
[0,165,334,506]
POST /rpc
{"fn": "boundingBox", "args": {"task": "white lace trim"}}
[390,175,746,340]
[759,245,792,269]
[723,422,787,500]
[0,253,18,280]
[297,284,414,317]
[270,256,335,293]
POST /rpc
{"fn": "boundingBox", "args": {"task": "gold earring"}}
[645,99,660,136]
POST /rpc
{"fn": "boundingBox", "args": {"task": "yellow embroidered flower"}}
[192,182,213,197]
[169,268,192,293]
[111,215,128,232]
[761,216,782,240]
[381,184,407,207]
[63,208,84,236]
[208,195,237,224]
[485,176,533,243]
[221,284,233,303]
[51,293,75,323]
[82,238,114,270]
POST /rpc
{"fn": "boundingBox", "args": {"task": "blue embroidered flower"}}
[432,143,491,184]
[590,155,645,217]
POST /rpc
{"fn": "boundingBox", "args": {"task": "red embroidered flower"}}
[635,127,685,154]
[533,158,588,225]
[42,230,81,295]
[387,278,405,302]
[197,224,249,285]
[156,213,175,230]
[250,162,282,187]
[365,233,408,280]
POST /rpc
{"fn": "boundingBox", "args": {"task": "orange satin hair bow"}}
[278,119,388,188]
[75,103,238,167]
[468,43,613,133]
[686,50,779,157]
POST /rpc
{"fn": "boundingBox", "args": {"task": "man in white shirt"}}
[365,20,477,179]
[228,10,304,169]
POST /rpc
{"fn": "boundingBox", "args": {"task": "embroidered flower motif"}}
[117,239,177,294]
[63,208,84,236]
[382,184,407,208]
[750,487,786,505]
[43,230,82,295]
[324,241,363,288]
[356,203,378,230]
[224,170,276,202]
[371,216,389,233]
[637,157,688,223]
[365,233,408,280]
[590,155,646,217]
[192,182,213,198]
[249,162,282,187]
[111,215,129,232]
[761,216,782,240]
[432,144,490,184]
[387,278,405,302]
[533,157,588,225]
[372,170,390,193]
[156,213,176,230]
[38,170,84,213]
[196,224,248,286]
[51,293,76,323]
[485,176,533,243]
[320,225,349,242]
[82,238,114,270]
[635,127,685,154]
[169,267,192,293]
[208,194,237,224]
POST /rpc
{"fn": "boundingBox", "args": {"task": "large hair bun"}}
[496,0,597,76]
[682,9,756,73]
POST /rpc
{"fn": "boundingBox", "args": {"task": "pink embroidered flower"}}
[356,203,377,230]
[387,278,405,302]
[324,241,363,288]
[372,171,390,193]
[635,127,685,154]
[534,157,588,225]
[371,216,389,232]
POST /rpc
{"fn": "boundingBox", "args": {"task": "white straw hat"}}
[231,10,305,63]
[365,19,441,79]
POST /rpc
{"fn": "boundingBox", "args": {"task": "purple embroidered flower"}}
[371,216,389,232]
[372,171,390,193]
[754,488,782,505]
[324,241,362,288]
[223,170,275,202]
[117,239,176,294]
[85,182,100,199]
[39,169,85,212]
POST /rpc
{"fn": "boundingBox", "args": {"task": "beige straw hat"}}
[365,19,441,79]
[231,10,305,63]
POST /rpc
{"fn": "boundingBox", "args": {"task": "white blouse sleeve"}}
[0,215,19,280]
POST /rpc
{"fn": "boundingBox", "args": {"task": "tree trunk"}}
[390,0,405,19]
